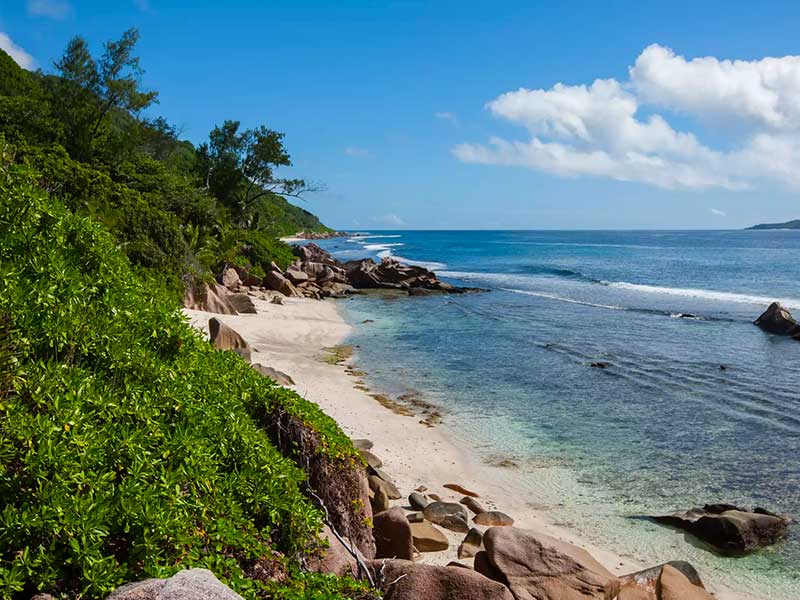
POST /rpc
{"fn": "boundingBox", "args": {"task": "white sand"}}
[185,296,755,600]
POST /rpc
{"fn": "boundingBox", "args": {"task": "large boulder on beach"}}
[374,507,414,560]
[292,242,338,265]
[208,318,251,363]
[107,568,243,600]
[252,364,294,386]
[368,475,402,501]
[410,520,449,552]
[307,525,366,578]
[754,302,800,336]
[458,527,484,559]
[264,270,302,297]
[369,559,515,600]
[474,511,514,527]
[183,283,238,315]
[618,561,704,599]
[652,504,790,553]
[657,564,713,600]
[220,267,242,292]
[479,527,620,600]
[423,502,468,525]
[227,293,257,314]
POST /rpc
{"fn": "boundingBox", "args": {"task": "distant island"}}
[747,219,800,230]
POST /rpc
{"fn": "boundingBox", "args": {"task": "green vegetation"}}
[0,158,366,599]
[0,29,330,289]
[746,219,800,230]
[0,29,370,600]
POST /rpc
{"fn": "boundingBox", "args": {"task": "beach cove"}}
[186,290,769,600]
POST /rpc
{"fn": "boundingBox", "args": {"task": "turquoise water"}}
[316,230,800,598]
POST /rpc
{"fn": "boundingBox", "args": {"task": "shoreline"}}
[185,296,758,600]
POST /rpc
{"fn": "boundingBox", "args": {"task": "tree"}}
[52,28,157,161]
[197,120,314,225]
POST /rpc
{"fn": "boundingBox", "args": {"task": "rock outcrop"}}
[478,527,620,600]
[370,560,515,600]
[652,504,790,554]
[373,507,414,560]
[183,283,238,315]
[208,318,251,362]
[754,302,800,338]
[618,561,705,599]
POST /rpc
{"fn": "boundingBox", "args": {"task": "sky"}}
[3,1,800,230]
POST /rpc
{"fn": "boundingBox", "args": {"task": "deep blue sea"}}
[315,230,800,598]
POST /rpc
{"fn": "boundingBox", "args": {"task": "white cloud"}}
[631,44,800,129]
[372,213,405,226]
[455,45,800,191]
[345,146,370,158]
[435,111,459,124]
[27,0,73,20]
[0,33,35,70]
[710,208,727,216]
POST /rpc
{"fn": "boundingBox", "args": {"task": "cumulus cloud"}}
[455,44,800,190]
[0,33,35,70]
[631,44,800,129]
[345,146,370,158]
[27,0,73,19]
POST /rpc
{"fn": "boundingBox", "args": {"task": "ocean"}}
[314,230,800,599]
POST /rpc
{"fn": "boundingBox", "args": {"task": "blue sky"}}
[3,1,800,230]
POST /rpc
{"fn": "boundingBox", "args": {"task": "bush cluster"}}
[0,162,366,598]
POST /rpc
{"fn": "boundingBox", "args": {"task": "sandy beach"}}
[185,296,757,600]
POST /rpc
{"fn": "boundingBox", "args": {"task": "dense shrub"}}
[0,163,366,598]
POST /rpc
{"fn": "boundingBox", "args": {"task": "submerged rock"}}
[652,504,790,554]
[754,302,800,337]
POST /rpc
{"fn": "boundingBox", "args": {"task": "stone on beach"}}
[480,527,620,600]
[443,483,480,497]
[409,492,430,511]
[457,527,483,559]
[423,501,469,526]
[460,496,486,515]
[359,449,383,470]
[410,520,450,552]
[369,559,515,600]
[652,504,790,553]
[371,485,390,513]
[406,512,424,523]
[183,283,238,315]
[208,318,250,358]
[374,507,414,560]
[221,267,242,291]
[352,438,373,451]
[251,364,294,386]
[307,524,367,578]
[226,293,257,314]
[264,270,302,297]
[368,474,402,500]
[657,564,713,600]
[474,511,514,526]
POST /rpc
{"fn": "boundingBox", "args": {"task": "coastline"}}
[185,295,758,600]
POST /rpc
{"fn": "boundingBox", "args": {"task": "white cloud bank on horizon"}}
[0,33,35,70]
[27,0,73,20]
[454,44,800,190]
